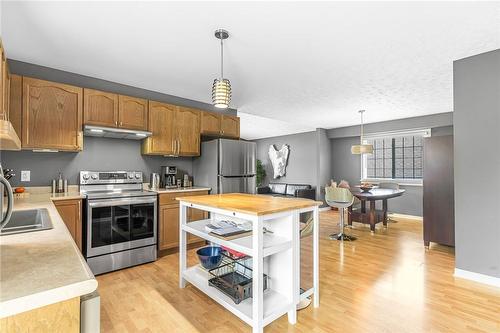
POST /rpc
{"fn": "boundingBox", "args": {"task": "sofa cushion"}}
[268,183,287,195]
[286,184,311,196]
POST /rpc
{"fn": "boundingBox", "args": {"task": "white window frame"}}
[361,128,431,186]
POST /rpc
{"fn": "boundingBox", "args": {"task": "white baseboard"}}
[454,268,500,288]
[319,207,331,212]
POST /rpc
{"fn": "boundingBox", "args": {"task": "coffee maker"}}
[161,166,177,188]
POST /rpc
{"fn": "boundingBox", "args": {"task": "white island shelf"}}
[178,193,321,333]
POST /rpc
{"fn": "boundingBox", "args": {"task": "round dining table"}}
[348,188,405,232]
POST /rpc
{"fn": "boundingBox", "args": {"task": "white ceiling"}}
[2,1,499,140]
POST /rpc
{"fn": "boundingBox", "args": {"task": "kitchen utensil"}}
[149,173,160,190]
[196,246,223,270]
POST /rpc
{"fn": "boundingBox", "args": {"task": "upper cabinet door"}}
[200,111,221,135]
[221,115,240,138]
[0,43,5,121]
[142,101,176,155]
[176,107,200,156]
[118,95,148,130]
[83,89,118,127]
[9,75,22,137]
[22,77,83,151]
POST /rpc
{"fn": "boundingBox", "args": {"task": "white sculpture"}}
[268,144,290,179]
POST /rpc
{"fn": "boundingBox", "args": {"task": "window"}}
[362,129,430,184]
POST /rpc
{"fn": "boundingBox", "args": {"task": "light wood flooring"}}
[97,210,500,333]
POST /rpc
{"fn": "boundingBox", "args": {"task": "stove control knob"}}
[128,173,134,179]
[91,174,98,180]
[82,174,90,180]
[135,172,142,179]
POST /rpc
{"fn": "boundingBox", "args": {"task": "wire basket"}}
[208,257,268,304]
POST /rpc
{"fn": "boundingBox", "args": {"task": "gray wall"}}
[7,60,237,115]
[254,131,318,187]
[316,128,332,202]
[454,49,500,278]
[330,125,454,217]
[1,137,192,186]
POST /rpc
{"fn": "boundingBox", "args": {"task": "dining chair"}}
[378,182,399,223]
[325,186,356,241]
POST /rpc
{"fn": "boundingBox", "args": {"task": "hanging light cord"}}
[220,36,224,79]
[360,110,365,142]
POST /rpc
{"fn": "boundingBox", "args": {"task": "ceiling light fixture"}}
[212,29,231,109]
[351,110,374,154]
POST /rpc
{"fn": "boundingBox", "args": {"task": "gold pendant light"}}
[351,110,374,154]
[212,29,232,109]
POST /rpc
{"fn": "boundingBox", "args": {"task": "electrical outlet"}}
[21,170,30,182]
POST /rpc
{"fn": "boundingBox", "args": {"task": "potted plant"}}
[256,159,266,188]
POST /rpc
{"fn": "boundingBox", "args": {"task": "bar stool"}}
[325,186,356,241]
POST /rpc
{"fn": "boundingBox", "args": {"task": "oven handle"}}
[88,197,157,208]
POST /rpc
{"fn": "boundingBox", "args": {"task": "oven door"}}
[86,196,157,257]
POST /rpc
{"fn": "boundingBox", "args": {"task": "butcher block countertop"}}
[0,193,97,318]
[176,193,322,216]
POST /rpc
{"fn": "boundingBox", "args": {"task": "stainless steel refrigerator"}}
[193,139,256,194]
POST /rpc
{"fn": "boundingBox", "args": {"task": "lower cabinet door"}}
[159,205,179,250]
[53,199,82,251]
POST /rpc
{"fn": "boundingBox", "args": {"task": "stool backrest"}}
[325,186,354,208]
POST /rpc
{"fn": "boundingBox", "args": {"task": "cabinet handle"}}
[120,121,123,126]
[115,121,118,126]
[172,140,174,153]
[176,140,180,155]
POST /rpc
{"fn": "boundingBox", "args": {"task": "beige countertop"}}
[177,193,322,216]
[149,186,211,194]
[0,193,97,318]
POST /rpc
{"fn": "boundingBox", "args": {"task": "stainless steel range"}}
[80,171,157,275]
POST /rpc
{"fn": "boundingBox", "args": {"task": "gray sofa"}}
[257,183,316,200]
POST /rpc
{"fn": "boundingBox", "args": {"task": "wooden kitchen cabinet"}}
[159,205,179,250]
[142,101,176,155]
[83,88,118,127]
[176,107,200,156]
[118,95,148,130]
[53,199,82,251]
[9,74,22,136]
[143,102,201,156]
[200,111,222,135]
[22,77,83,151]
[158,190,208,251]
[200,112,240,139]
[0,41,10,121]
[220,114,240,138]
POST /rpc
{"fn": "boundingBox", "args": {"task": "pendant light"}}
[212,29,232,108]
[351,110,374,154]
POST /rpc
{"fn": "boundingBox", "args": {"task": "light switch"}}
[21,170,30,182]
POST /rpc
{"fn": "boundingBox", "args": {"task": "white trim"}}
[361,178,423,186]
[363,128,431,140]
[454,268,500,288]
[319,206,331,212]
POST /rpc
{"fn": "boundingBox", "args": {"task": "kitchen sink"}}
[0,208,53,236]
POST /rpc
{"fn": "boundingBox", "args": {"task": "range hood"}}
[83,125,152,140]
[0,120,21,150]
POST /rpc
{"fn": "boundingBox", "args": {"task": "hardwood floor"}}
[97,211,500,333]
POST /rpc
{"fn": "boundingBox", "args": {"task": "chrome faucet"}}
[0,163,14,230]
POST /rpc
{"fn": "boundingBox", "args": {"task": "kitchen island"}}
[177,193,322,333]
